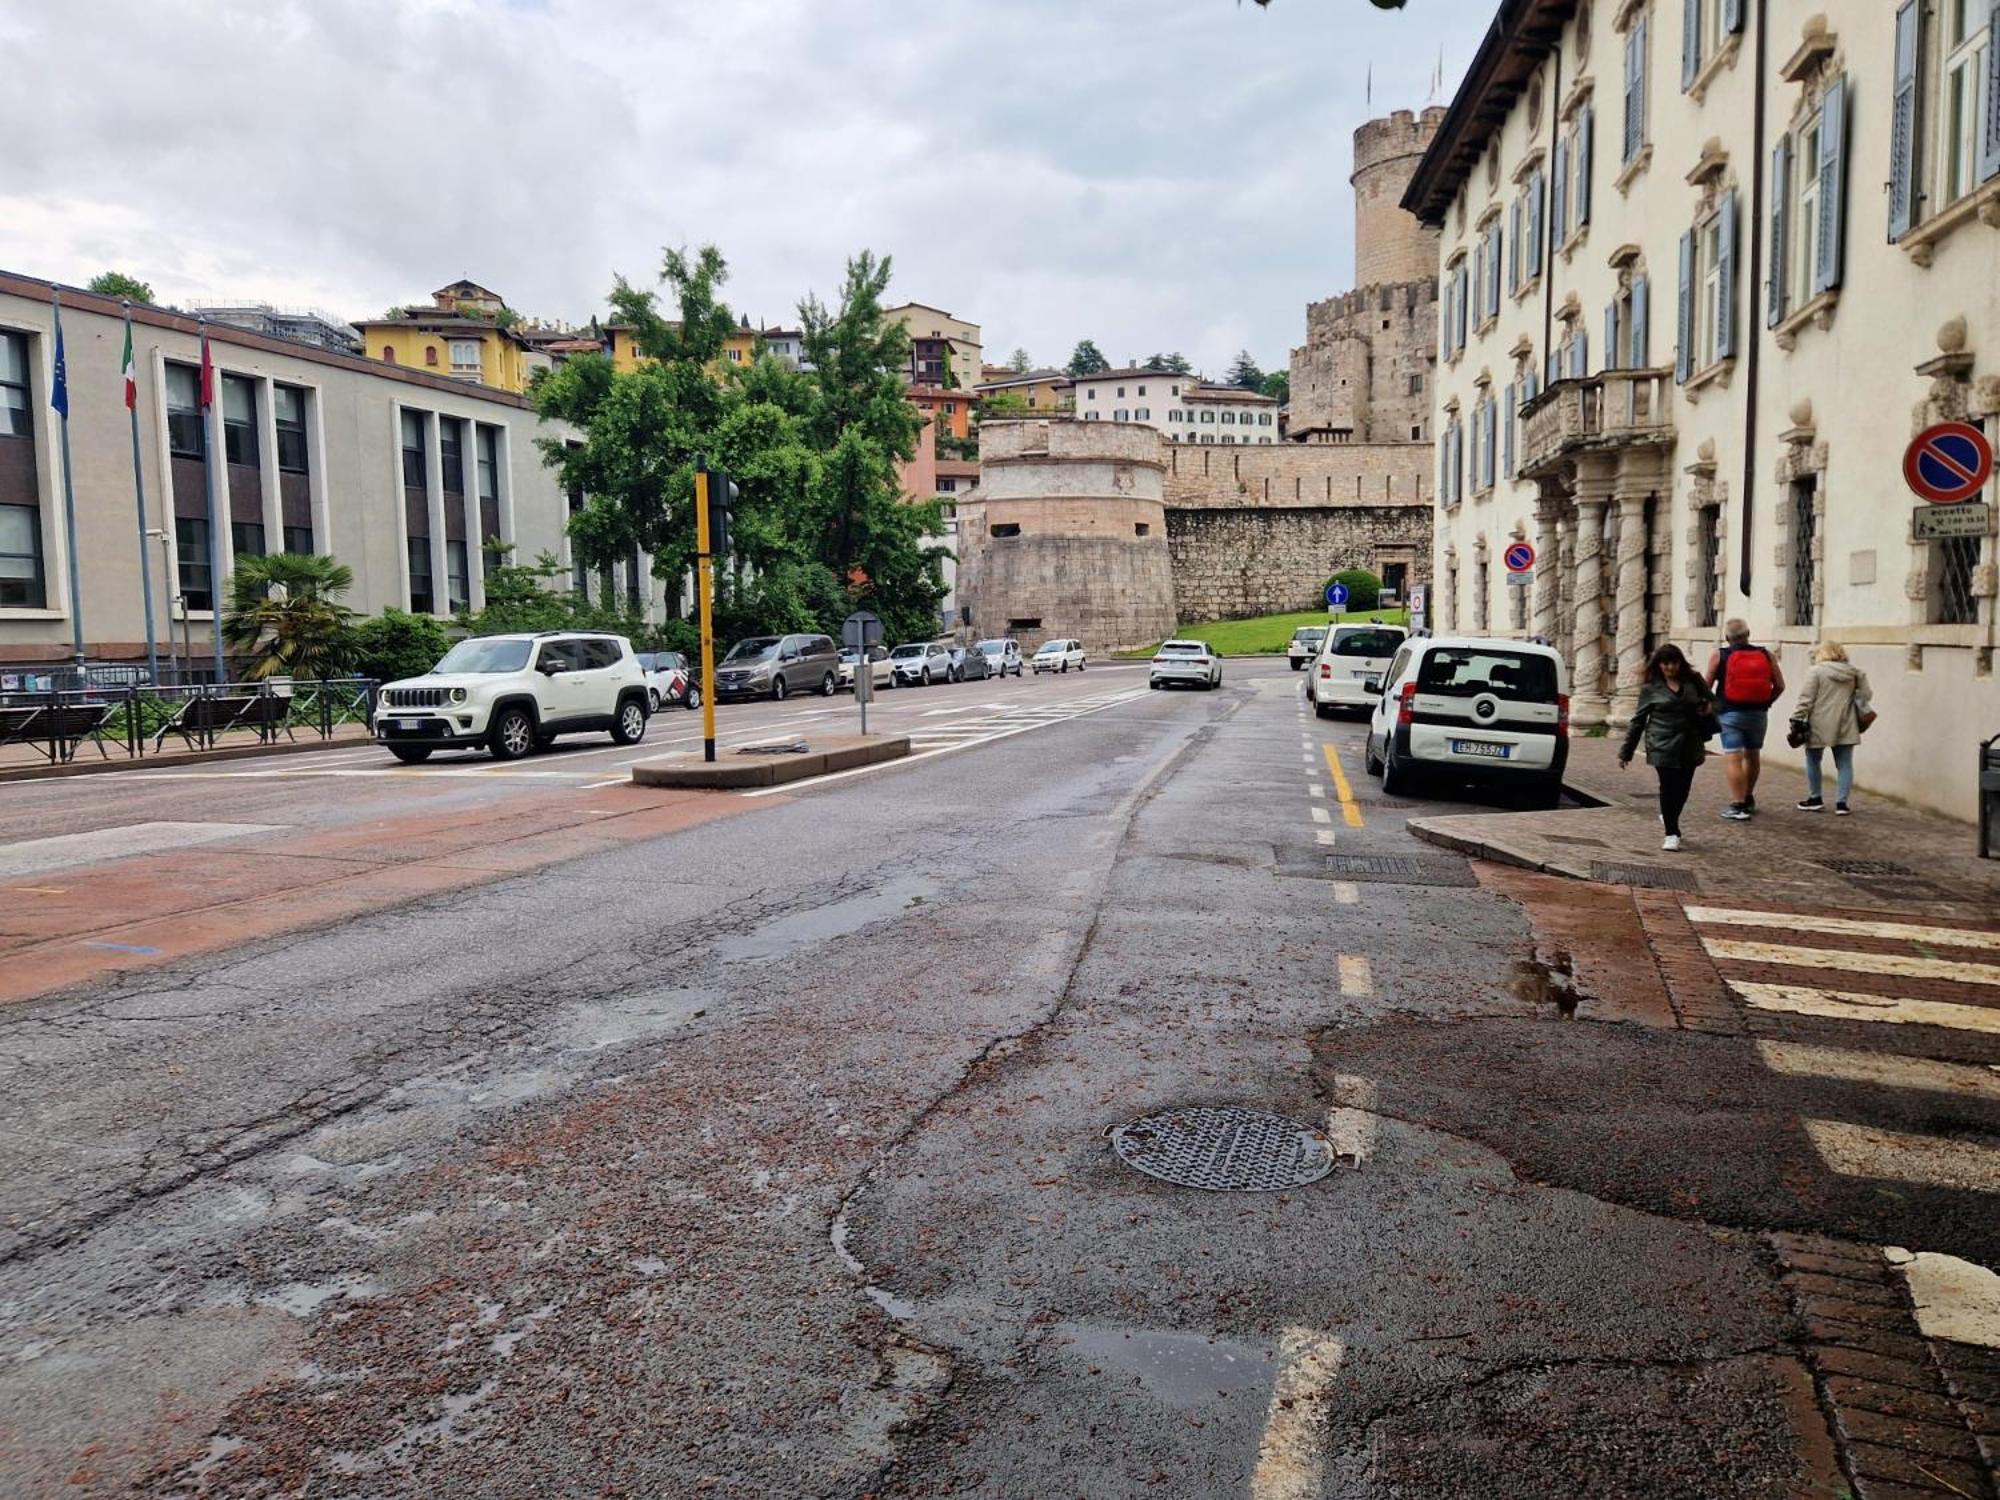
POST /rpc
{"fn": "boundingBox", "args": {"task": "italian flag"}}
[120,321,136,410]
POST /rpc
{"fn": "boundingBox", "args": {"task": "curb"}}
[1404,776,1611,881]
[630,735,911,790]
[0,732,373,785]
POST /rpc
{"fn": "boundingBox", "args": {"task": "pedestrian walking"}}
[1704,618,1784,821]
[1617,644,1716,852]
[1788,641,1874,815]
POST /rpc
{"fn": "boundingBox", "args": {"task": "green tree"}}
[350,609,451,684]
[1326,568,1382,611]
[1066,340,1110,377]
[220,552,357,679]
[1143,352,1193,374]
[1226,350,1265,390]
[87,271,154,303]
[1261,369,1291,404]
[1006,348,1033,373]
[979,390,1030,420]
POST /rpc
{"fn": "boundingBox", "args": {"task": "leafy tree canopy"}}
[220,552,356,679]
[1006,348,1033,373]
[1143,352,1193,374]
[1261,369,1291,404]
[350,609,451,685]
[87,271,154,303]
[1065,340,1110,377]
[1226,350,1265,390]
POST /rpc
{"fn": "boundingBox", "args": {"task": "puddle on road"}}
[1509,949,1584,1018]
[253,1274,383,1318]
[1054,1323,1275,1410]
[717,878,938,963]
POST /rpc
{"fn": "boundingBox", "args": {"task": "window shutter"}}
[1768,136,1790,325]
[1716,189,1738,359]
[1503,384,1516,478]
[1577,106,1594,225]
[1632,275,1650,365]
[1457,264,1470,350]
[1624,25,1644,162]
[1983,0,2000,182]
[1816,75,1847,292]
[1509,198,1522,289]
[1487,225,1502,318]
[1682,0,1701,91]
[1889,1,1919,239]
[1552,137,1570,246]
[1527,173,1545,268]
[1723,0,1743,34]
[1604,303,1620,370]
[1524,366,1538,404]
[1572,329,1589,379]
[1485,400,1497,487]
[1547,348,1560,386]
[1676,229,1695,383]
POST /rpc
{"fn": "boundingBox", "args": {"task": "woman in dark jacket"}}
[1617,644,1715,852]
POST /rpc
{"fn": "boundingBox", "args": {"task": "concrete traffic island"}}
[628,732,910,790]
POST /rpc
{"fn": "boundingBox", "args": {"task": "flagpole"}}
[51,291,85,670]
[198,316,225,684]
[122,300,159,684]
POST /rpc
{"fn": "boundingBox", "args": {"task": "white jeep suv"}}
[374,631,651,764]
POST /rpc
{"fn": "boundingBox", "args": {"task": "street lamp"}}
[145,528,184,682]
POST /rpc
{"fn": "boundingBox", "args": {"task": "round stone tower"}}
[1350,106,1446,289]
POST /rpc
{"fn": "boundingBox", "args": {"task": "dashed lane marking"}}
[1687,907,2000,952]
[1332,882,1359,904]
[1320,745,1364,828]
[1802,1119,2000,1193]
[1338,955,1372,998]
[1315,829,1338,846]
[1307,784,1325,799]
[1703,937,2000,987]
[1326,1074,1377,1163]
[1310,807,1332,825]
[1734,982,2000,1035]
[1250,1328,1344,1500]
[1757,1041,2000,1101]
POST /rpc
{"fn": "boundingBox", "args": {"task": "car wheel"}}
[612,698,648,745]
[1314,701,1334,719]
[771,676,788,702]
[685,684,702,711]
[1149,678,1161,690]
[820,671,837,697]
[649,689,662,713]
[1059,661,1068,673]
[1381,744,1415,797]
[1364,735,1383,777]
[1527,775,1563,811]
[919,668,931,686]
[490,706,536,761]
[1078,659,1085,672]
[388,745,432,765]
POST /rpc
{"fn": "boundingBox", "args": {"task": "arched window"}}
[424,346,439,367]
[382,347,396,363]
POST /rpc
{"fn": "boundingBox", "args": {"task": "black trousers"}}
[1656,764,1697,837]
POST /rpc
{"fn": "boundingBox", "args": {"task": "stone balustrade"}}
[1519,368,1676,478]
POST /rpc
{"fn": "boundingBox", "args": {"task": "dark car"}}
[952,645,994,682]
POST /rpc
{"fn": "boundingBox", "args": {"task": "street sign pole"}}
[842,610,882,740]
[695,465,718,764]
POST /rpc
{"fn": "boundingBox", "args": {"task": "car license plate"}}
[1452,739,1510,759]
[394,718,419,731]
[1359,675,1380,691]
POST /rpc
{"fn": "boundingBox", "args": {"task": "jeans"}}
[1717,709,1769,751]
[1656,764,1697,837]
[1805,744,1854,804]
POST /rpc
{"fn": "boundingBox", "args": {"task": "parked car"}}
[1031,638,1086,674]
[974,638,1024,677]
[952,645,994,682]
[1287,626,1328,671]
[840,644,895,692]
[636,650,702,712]
[1363,635,1568,808]
[1149,639,1222,690]
[373,631,651,764]
[713,633,842,702]
[888,640,954,686]
[1308,624,1409,719]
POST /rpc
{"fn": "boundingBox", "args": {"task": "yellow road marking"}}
[8,886,68,895]
[1250,1328,1344,1500]
[1339,954,1372,997]
[1321,745,1364,827]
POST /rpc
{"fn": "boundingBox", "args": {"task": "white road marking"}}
[1687,907,2000,952]
[1310,807,1332,825]
[1332,882,1359,904]
[1315,829,1338,846]
[1757,1041,2000,1100]
[1886,1250,2000,1348]
[1803,1119,2000,1192]
[0,821,287,878]
[1250,1328,1344,1500]
[1326,1074,1377,1163]
[1703,937,2000,987]
[1308,785,1325,799]
[1735,982,2000,1035]
[1339,955,1372,997]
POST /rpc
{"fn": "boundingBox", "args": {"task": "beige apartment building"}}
[1412,0,2000,819]
[0,270,591,673]
[884,303,983,391]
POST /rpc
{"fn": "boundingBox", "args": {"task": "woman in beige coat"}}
[1789,641,1872,815]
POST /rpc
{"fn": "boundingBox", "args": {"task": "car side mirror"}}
[539,660,560,674]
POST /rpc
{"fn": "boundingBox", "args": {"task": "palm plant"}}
[221,552,358,680]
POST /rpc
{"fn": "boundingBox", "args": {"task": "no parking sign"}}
[1905,422,1993,505]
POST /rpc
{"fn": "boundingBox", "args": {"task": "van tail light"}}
[1318,663,1332,678]
[1396,681,1417,727]
[1556,692,1571,739]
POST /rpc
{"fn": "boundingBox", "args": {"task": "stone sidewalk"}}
[1411,732,2000,916]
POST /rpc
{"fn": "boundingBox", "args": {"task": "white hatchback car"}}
[1031,639,1086,674]
[1363,636,1569,808]
[1149,639,1221,690]
[1308,624,1409,718]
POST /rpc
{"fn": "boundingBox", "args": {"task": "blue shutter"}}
[1675,229,1695,383]
[1509,198,1522,290]
[1552,137,1569,247]
[1485,399,1498,487]
[1682,0,1700,90]
[1440,278,1452,358]
[1547,348,1560,386]
[1723,0,1743,33]
[1768,136,1790,325]
[1456,264,1470,350]
[1627,17,1648,162]
[1527,173,1545,269]
[1487,224,1502,318]
[1503,384,1516,478]
[1716,189,1738,359]
[1889,1,1919,240]
[1631,276,1650,366]
[1576,106,1594,225]
[1983,0,2000,182]
[1604,303,1620,371]
[1816,75,1847,293]
[1572,330,1589,379]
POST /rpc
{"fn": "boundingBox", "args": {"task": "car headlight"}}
[449,687,467,704]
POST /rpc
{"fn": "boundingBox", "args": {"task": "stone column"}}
[1608,484,1652,727]
[1532,482,1564,645]
[1568,461,1615,728]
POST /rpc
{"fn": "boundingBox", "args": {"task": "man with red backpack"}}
[1705,620,1786,821]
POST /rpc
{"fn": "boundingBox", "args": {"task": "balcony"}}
[1518,368,1675,479]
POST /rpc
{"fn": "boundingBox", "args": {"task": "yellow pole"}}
[696,467,718,763]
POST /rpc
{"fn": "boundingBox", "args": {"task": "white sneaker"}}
[1661,834,1683,852]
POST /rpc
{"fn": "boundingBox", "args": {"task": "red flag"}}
[199,326,214,408]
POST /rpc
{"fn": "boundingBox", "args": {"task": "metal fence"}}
[0,676,378,765]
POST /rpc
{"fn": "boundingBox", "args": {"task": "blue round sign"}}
[1326,582,1350,607]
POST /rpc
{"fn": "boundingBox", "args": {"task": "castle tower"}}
[1350,107,1445,290]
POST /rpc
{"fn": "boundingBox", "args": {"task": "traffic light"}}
[700,464,739,560]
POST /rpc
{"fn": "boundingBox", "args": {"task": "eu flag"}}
[50,318,68,419]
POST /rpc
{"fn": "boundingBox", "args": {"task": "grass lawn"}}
[1120,607,1412,658]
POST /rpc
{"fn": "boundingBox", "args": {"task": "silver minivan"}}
[713,633,843,701]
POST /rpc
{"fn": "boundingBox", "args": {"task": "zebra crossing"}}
[1687,902,2000,1346]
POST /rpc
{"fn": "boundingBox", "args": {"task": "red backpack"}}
[1718,645,1776,708]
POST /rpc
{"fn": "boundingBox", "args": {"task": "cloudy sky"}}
[0,0,1488,379]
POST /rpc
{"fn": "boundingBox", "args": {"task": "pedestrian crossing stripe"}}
[1802,1119,2000,1194]
[1685,907,2000,952]
[1756,1040,2000,1100]
[1734,981,2000,1035]
[1701,936,2000,987]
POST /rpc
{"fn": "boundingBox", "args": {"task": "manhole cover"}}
[1816,859,1919,877]
[1589,860,1700,891]
[1109,1106,1336,1192]
[1321,854,1479,887]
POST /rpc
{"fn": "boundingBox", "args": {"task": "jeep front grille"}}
[385,687,448,708]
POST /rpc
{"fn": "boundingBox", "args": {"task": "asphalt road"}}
[0,657,1991,1497]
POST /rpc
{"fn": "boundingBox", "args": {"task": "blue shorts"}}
[1717,708,1768,751]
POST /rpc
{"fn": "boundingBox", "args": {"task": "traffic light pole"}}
[695,466,718,764]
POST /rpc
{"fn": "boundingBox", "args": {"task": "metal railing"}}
[0,677,377,765]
